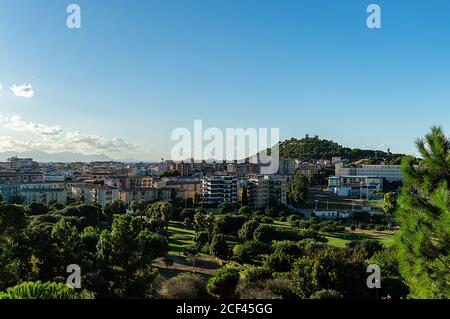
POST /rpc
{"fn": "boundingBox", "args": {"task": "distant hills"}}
[279,137,403,161]
[0,151,113,163]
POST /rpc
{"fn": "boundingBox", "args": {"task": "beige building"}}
[71,184,119,205]
[118,188,159,204]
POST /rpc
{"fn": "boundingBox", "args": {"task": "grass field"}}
[167,220,397,254]
[167,221,195,254]
[324,229,397,248]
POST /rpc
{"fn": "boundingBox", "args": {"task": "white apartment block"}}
[335,163,403,182]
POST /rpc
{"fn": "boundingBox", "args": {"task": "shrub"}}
[207,267,240,299]
[210,234,230,260]
[243,267,273,284]
[238,220,260,241]
[260,216,274,224]
[215,215,248,235]
[0,282,91,299]
[233,240,271,263]
[309,289,343,299]
[287,215,301,223]
[160,273,209,299]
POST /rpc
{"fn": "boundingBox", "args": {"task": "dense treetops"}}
[279,136,400,160]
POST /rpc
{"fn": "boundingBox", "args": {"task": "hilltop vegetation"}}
[279,136,402,161]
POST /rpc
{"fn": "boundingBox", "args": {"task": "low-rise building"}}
[328,176,383,198]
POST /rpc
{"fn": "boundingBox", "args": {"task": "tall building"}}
[201,175,237,205]
[278,158,295,175]
[247,176,269,210]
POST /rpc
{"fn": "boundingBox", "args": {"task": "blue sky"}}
[1,0,450,160]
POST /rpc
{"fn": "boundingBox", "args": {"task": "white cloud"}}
[0,136,44,153]
[0,114,63,137]
[10,84,34,98]
[0,114,144,157]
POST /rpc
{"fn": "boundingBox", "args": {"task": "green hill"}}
[279,136,396,161]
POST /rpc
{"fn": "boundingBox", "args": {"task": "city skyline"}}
[1,0,450,160]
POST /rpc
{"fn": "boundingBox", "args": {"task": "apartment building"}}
[201,175,237,205]
[2,182,68,205]
[118,188,158,205]
[0,171,44,184]
[19,185,67,206]
[278,158,296,175]
[7,156,38,170]
[71,184,118,205]
[238,175,288,209]
[247,176,269,210]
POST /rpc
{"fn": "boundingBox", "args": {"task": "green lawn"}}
[324,229,397,248]
[167,221,242,255]
[167,221,195,254]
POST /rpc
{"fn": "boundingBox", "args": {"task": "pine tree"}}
[396,126,450,298]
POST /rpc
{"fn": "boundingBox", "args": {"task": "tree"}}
[162,255,174,269]
[215,215,247,235]
[287,172,309,207]
[180,208,195,221]
[27,202,48,215]
[207,267,240,299]
[253,224,277,243]
[217,202,233,214]
[159,169,180,178]
[130,200,146,219]
[241,188,249,207]
[0,281,91,299]
[95,214,168,298]
[183,246,199,268]
[60,203,101,226]
[102,200,126,220]
[209,234,229,260]
[50,219,85,278]
[194,212,215,241]
[369,248,409,299]
[383,192,397,218]
[0,204,28,290]
[238,220,260,241]
[396,126,450,298]
[238,205,250,217]
[233,240,270,264]
[290,249,370,299]
[148,201,173,228]
[193,231,208,250]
